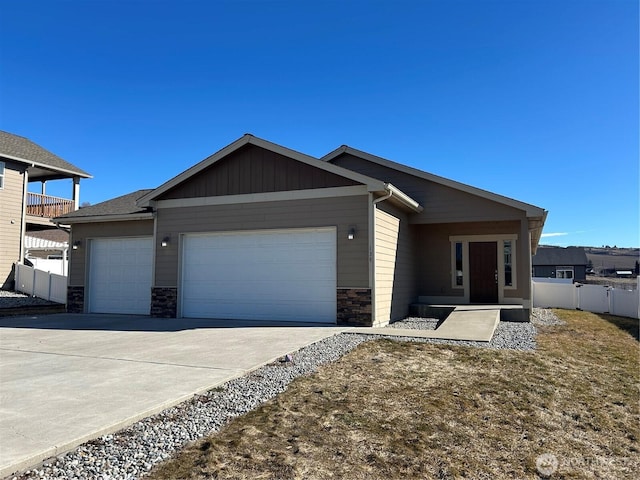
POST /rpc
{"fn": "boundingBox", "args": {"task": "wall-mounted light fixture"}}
[72,240,81,250]
[347,227,356,240]
[161,236,170,247]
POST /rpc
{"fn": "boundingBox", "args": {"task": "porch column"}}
[522,218,533,313]
[19,169,29,263]
[41,180,46,195]
[72,176,80,211]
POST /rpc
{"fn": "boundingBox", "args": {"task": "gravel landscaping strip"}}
[12,312,549,480]
[376,316,537,351]
[388,317,439,330]
[0,291,57,308]
[531,307,565,326]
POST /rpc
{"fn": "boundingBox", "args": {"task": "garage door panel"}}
[182,229,336,323]
[88,237,153,315]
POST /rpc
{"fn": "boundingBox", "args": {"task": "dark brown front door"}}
[469,242,498,303]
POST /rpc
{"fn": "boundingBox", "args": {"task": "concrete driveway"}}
[0,313,348,477]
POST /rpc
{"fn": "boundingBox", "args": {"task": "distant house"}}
[532,246,589,282]
[24,230,70,276]
[0,131,91,289]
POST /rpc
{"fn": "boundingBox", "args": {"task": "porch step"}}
[410,303,528,322]
[409,304,455,319]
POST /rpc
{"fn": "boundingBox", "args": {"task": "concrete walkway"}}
[351,306,501,342]
[0,314,349,478]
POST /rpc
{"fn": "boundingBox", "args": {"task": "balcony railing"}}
[26,192,75,218]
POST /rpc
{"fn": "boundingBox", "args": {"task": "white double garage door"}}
[87,228,336,323]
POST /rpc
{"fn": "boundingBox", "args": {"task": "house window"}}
[0,161,4,189]
[455,241,463,286]
[504,240,513,287]
[557,267,574,279]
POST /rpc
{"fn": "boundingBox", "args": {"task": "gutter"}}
[373,183,423,212]
[1,152,92,178]
[53,212,155,225]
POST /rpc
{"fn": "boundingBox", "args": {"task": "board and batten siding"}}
[331,153,524,224]
[154,195,370,288]
[160,144,359,200]
[0,162,26,288]
[68,220,155,286]
[374,203,415,326]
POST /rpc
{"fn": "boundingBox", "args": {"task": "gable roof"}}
[26,229,69,244]
[54,189,154,224]
[0,130,91,179]
[532,247,589,266]
[136,134,393,208]
[322,145,546,218]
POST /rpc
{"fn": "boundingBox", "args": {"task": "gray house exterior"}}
[532,246,589,281]
[55,135,547,326]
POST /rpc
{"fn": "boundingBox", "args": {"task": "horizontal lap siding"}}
[332,154,523,223]
[68,221,155,286]
[374,203,415,325]
[0,163,25,288]
[155,195,370,288]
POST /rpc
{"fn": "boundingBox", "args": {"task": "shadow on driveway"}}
[0,313,339,332]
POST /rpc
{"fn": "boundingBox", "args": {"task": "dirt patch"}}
[147,311,640,480]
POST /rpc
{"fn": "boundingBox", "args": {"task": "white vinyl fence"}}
[27,257,67,276]
[14,263,67,304]
[532,277,639,319]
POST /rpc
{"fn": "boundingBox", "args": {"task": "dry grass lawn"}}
[147,311,639,479]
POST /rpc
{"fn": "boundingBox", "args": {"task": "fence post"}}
[532,280,536,307]
[575,283,581,310]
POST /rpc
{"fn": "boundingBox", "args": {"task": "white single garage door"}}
[88,237,153,314]
[181,228,336,323]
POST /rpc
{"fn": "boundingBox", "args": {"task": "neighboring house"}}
[532,246,589,281]
[24,232,69,276]
[55,134,547,326]
[0,131,91,289]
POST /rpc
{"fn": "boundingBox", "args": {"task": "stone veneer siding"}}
[67,286,85,313]
[151,287,178,318]
[337,288,372,326]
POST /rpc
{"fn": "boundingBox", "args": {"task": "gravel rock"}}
[13,315,540,480]
[531,307,565,326]
[373,316,536,351]
[389,317,439,330]
[0,291,56,308]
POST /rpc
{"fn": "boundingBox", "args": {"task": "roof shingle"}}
[532,246,589,266]
[0,130,91,177]
[54,189,154,221]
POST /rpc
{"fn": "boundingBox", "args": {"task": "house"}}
[24,230,70,276]
[532,246,589,281]
[0,131,91,289]
[55,134,547,326]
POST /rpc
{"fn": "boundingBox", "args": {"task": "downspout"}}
[372,188,393,206]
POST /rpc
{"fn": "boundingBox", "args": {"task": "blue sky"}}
[1,0,638,247]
